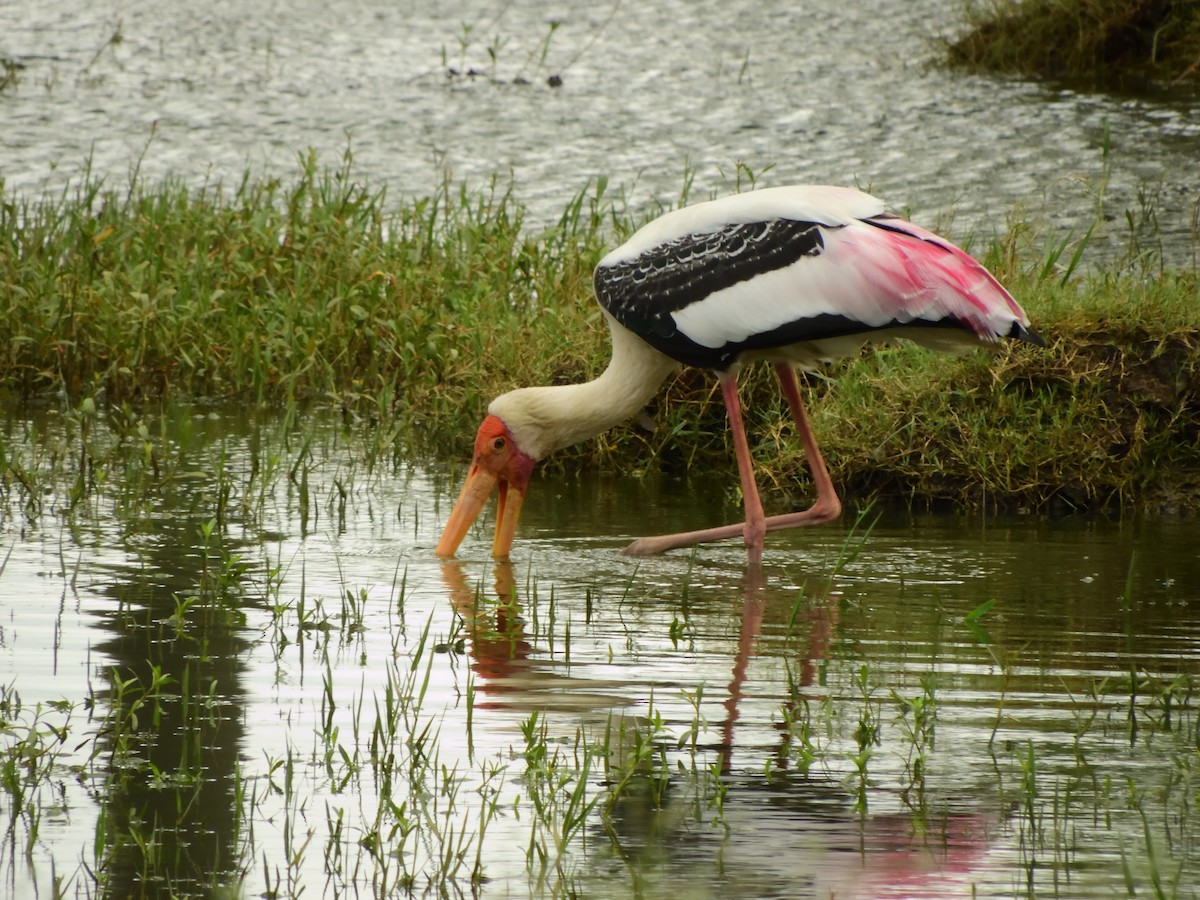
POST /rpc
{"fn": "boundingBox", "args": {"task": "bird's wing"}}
[594,187,1031,369]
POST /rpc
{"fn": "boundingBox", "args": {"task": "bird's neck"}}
[487,314,679,460]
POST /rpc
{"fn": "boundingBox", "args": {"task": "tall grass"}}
[0,151,611,412]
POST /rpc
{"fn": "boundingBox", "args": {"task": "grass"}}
[2,154,1199,519]
[945,0,1200,91]
[0,150,605,411]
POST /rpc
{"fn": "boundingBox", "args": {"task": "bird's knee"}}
[821,496,843,522]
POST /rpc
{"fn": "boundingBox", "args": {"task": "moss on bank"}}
[2,163,1198,515]
[947,0,1200,90]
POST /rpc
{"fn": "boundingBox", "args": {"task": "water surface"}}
[1,405,1196,897]
[2,0,1198,265]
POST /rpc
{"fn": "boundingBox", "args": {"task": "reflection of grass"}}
[0,686,75,859]
[0,57,21,92]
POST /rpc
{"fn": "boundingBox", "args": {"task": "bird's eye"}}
[492,437,506,451]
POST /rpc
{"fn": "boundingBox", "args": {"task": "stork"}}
[435,185,1042,564]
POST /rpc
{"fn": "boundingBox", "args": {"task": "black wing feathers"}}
[594,219,825,346]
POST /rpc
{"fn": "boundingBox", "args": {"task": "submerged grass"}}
[2,154,1198,515]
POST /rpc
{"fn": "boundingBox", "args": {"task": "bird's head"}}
[435,414,537,560]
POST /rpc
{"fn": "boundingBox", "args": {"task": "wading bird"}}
[435,185,1042,563]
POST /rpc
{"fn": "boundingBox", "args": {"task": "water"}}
[2,0,1199,266]
[1,404,1197,898]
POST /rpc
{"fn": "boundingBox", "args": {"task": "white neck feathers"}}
[487,313,678,460]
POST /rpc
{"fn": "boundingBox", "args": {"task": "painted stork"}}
[435,185,1042,563]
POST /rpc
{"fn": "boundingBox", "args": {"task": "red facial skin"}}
[435,415,536,560]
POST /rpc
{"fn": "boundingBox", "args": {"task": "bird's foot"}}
[622,521,746,557]
[621,537,665,557]
[621,502,841,558]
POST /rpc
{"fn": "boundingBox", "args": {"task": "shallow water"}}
[2,0,1199,266]
[1,404,1197,898]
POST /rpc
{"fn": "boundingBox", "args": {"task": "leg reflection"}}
[721,566,840,774]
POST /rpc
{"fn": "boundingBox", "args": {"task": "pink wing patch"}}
[852,216,1024,340]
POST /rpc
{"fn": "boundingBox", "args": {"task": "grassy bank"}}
[2,158,1198,515]
[947,0,1200,90]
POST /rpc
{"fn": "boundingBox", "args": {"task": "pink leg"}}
[622,364,842,558]
[769,362,843,527]
[720,372,768,563]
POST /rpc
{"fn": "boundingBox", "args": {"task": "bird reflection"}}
[719,565,767,773]
[595,566,999,899]
[438,560,629,712]
[721,565,838,774]
[440,560,533,693]
[438,558,838,769]
[439,557,1000,895]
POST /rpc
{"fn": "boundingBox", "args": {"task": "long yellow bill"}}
[435,465,526,561]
